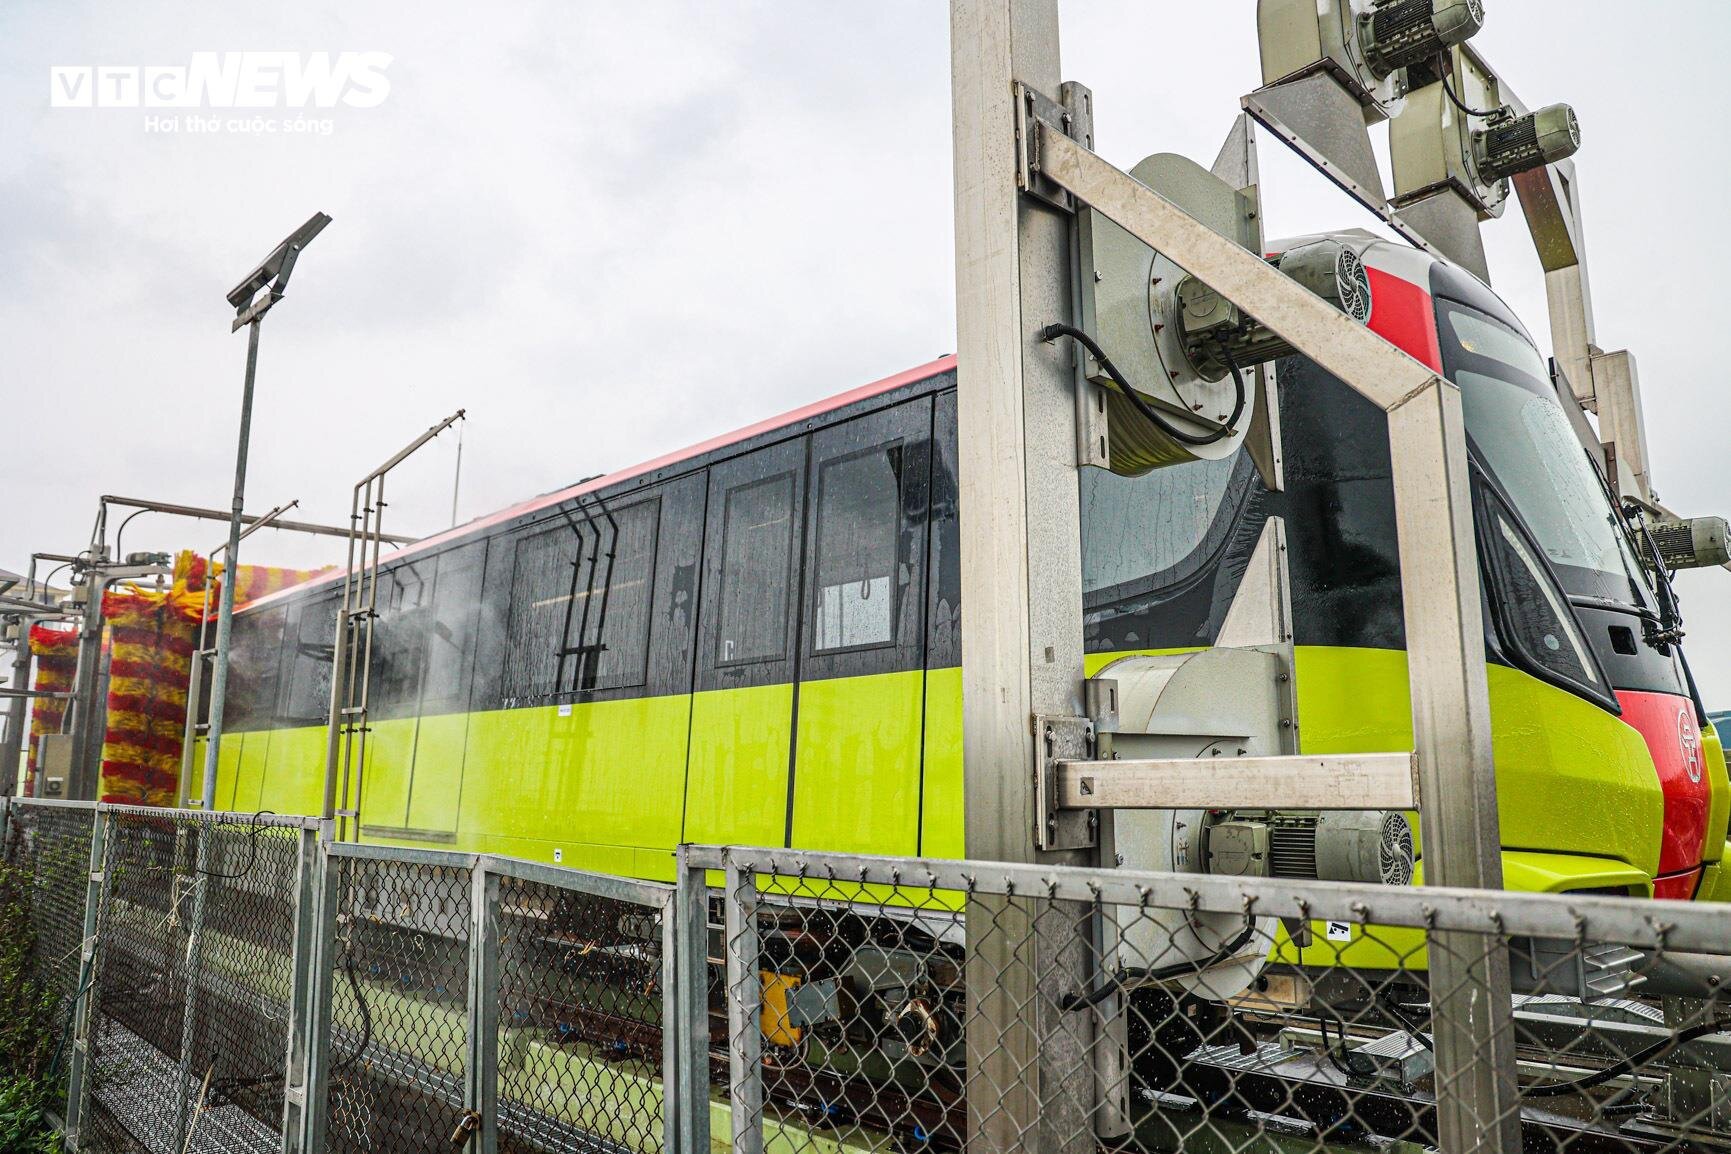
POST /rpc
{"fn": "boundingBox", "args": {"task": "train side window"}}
[370,557,436,718]
[501,494,661,701]
[227,605,287,728]
[283,593,338,725]
[502,522,582,702]
[716,474,796,666]
[421,541,485,713]
[558,497,658,693]
[812,446,902,652]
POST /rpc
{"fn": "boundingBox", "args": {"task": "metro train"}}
[201,229,1730,910]
[188,224,1731,1148]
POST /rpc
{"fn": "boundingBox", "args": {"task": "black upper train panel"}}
[222,365,958,732]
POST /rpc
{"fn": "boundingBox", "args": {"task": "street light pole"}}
[199,211,329,811]
[201,318,261,810]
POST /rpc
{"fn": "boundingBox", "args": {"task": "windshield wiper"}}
[1566,594,1657,622]
[1579,444,1667,615]
[1622,501,1686,648]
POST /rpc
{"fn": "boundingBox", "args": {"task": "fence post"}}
[172,818,210,1154]
[465,858,500,1154]
[671,848,711,1154]
[298,832,340,1152]
[62,804,108,1151]
[280,823,322,1152]
[722,850,762,1154]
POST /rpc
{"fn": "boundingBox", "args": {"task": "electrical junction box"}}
[1207,820,1271,877]
[1355,1030,1435,1086]
[37,733,73,797]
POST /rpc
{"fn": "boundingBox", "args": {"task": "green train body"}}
[203,234,1731,905]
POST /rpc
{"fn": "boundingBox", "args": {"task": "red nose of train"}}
[1616,691,1712,898]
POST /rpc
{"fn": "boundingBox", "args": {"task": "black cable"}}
[111,810,277,884]
[111,507,152,561]
[207,941,376,1107]
[1523,1017,1731,1098]
[1436,53,1501,120]
[1060,919,1258,1011]
[1039,323,1245,448]
[37,563,73,600]
[195,810,275,880]
[1318,1014,1376,1080]
[332,946,375,1073]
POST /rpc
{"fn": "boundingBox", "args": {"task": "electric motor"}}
[1177,241,1373,380]
[1360,0,1485,79]
[1208,810,1415,886]
[1473,103,1580,182]
[1650,516,1731,571]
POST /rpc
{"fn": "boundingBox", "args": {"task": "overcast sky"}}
[4,2,1728,698]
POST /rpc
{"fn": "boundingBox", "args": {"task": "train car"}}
[201,231,1730,906]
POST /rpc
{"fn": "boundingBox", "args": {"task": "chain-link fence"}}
[317,847,474,1152]
[0,801,685,1154]
[2,797,97,1002]
[685,844,1731,1154]
[302,843,684,1154]
[73,805,319,1154]
[9,797,1731,1154]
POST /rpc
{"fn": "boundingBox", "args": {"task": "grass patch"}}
[0,859,68,1152]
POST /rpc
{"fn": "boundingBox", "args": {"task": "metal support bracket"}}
[1241,80,1447,266]
[1035,714,1096,851]
[1015,82,1079,212]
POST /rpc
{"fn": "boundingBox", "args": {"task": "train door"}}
[402,539,485,838]
[788,399,933,855]
[683,436,807,848]
[359,555,436,832]
[273,591,338,814]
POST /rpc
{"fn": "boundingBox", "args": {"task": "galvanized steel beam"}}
[1056,752,1419,811]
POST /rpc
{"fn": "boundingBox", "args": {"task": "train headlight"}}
[1473,103,1581,182]
[1359,0,1486,80]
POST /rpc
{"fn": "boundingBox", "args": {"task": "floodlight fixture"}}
[225,211,331,311]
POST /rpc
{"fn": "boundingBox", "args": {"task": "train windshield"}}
[1438,301,1650,610]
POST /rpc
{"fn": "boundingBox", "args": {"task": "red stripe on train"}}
[1617,689,1712,879]
[1363,267,1443,372]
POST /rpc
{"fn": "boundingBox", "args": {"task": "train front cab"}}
[1081,235,1731,906]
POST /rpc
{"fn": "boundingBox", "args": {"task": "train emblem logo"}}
[1679,706,1704,784]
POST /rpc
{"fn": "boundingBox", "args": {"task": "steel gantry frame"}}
[950,2,1517,1150]
[322,409,465,842]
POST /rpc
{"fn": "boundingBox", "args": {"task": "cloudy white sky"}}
[4,2,1728,698]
